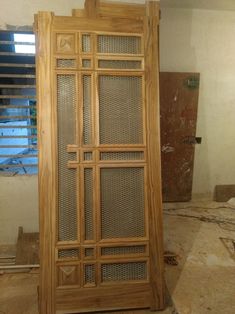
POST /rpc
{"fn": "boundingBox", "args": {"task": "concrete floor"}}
[0,201,235,314]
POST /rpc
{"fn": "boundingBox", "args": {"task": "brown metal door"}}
[160,72,200,202]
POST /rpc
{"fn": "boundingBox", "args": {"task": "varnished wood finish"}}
[73,1,145,19]
[53,16,143,33]
[56,283,151,314]
[144,1,165,310]
[35,11,56,314]
[36,1,164,313]
[85,0,100,18]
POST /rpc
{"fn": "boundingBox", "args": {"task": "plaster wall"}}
[160,8,235,197]
[0,176,38,244]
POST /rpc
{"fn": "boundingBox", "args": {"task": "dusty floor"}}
[0,201,235,314]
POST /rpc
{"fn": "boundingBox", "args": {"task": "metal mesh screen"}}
[97,35,141,54]
[58,248,79,259]
[101,246,146,256]
[84,152,93,161]
[83,75,92,145]
[84,168,94,240]
[101,167,145,239]
[57,59,76,68]
[82,59,92,68]
[100,151,144,161]
[82,34,91,53]
[101,262,147,282]
[57,75,77,241]
[98,60,142,69]
[99,76,143,144]
[85,248,94,257]
[84,264,95,285]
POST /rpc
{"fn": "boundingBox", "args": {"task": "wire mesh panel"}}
[57,59,76,68]
[99,75,143,144]
[97,35,141,54]
[58,248,79,259]
[57,75,77,241]
[83,75,92,145]
[85,248,95,258]
[101,262,147,282]
[98,59,142,69]
[84,152,93,161]
[100,167,145,239]
[100,151,144,161]
[101,245,146,256]
[84,168,94,240]
[84,264,95,285]
[82,34,91,53]
[82,59,92,68]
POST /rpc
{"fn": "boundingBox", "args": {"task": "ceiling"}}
[160,0,235,11]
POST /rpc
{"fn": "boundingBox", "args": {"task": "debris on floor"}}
[164,251,179,266]
[0,227,39,274]
[0,201,235,314]
[227,197,235,208]
[15,226,39,265]
[219,237,235,260]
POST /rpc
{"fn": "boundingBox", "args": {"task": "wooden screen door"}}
[35,1,164,313]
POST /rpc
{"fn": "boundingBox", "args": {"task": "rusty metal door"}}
[160,72,200,202]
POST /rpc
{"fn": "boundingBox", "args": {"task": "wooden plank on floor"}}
[15,227,39,265]
[214,184,235,202]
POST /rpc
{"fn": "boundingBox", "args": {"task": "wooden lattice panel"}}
[36,1,164,313]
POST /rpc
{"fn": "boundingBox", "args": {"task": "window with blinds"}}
[0,31,37,175]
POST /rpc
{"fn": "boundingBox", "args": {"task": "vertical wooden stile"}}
[35,11,56,314]
[144,1,165,310]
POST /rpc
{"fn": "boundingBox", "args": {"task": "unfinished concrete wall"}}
[0,176,38,244]
[160,8,235,198]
